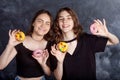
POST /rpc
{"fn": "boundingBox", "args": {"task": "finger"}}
[53,44,56,48]
[32,55,37,59]
[93,32,100,35]
[93,20,101,30]
[94,19,99,25]
[44,49,48,53]
[103,19,106,26]
[45,49,49,56]
[18,29,20,32]
[9,30,12,37]
[51,45,56,52]
[103,19,108,31]
[50,51,55,56]
[12,29,17,36]
[94,19,102,26]
[56,44,59,50]
[44,50,49,58]
[96,19,103,25]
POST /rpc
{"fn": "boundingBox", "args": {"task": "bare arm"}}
[0,29,21,70]
[0,44,17,70]
[54,62,63,80]
[106,32,119,45]
[51,44,66,80]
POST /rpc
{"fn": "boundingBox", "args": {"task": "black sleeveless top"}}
[15,41,52,78]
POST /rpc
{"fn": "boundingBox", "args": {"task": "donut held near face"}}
[15,31,25,41]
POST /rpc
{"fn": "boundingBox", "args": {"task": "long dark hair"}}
[53,7,83,43]
[26,9,53,41]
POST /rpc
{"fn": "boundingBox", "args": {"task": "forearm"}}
[54,62,63,80]
[41,64,51,76]
[0,44,14,70]
[106,32,119,45]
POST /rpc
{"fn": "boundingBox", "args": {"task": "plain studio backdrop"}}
[0,0,120,80]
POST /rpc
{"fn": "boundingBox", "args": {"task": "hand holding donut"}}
[32,49,49,65]
[51,44,67,63]
[90,19,109,37]
[8,29,24,46]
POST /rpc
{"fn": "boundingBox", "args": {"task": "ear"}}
[32,22,35,27]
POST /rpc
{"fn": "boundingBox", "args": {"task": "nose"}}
[41,22,45,27]
[41,22,48,28]
[63,18,67,23]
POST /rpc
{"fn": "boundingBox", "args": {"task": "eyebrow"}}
[46,22,50,24]
[36,18,50,23]
[59,15,71,18]
[36,18,43,21]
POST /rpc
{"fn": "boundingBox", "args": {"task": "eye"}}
[67,16,72,20]
[36,19,43,23]
[46,22,50,26]
[37,20,42,23]
[68,17,71,19]
[58,18,64,21]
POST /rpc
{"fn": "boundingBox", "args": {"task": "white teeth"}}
[63,25,69,28]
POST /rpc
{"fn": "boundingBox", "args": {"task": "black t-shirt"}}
[50,33,108,80]
[15,41,51,78]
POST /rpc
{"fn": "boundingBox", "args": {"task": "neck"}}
[63,31,76,41]
[31,34,44,42]
[64,37,77,43]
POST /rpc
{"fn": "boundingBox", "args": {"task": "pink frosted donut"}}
[90,23,98,34]
[33,49,43,57]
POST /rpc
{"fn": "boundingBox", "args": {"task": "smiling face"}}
[32,13,51,36]
[58,11,74,33]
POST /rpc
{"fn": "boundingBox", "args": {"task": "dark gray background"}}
[0,0,120,80]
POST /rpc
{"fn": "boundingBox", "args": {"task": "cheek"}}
[45,26,51,32]
[59,26,63,31]
[69,23,74,30]
[58,21,63,25]
[33,26,37,32]
[41,27,50,35]
[58,22,65,29]
[70,21,74,27]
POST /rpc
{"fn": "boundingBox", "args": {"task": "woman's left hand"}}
[91,19,109,37]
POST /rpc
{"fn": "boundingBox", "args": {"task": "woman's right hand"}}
[51,44,66,64]
[8,29,22,46]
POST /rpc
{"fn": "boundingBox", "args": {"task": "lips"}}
[62,24,69,28]
[38,27,47,32]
